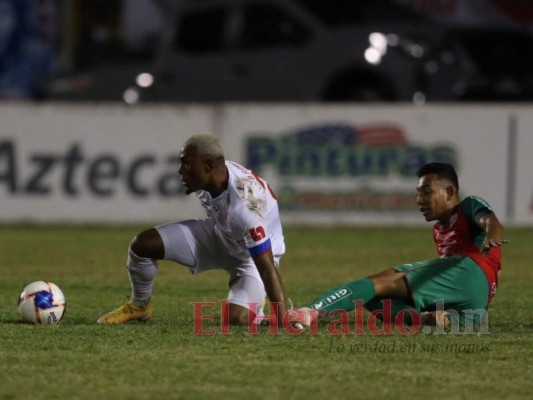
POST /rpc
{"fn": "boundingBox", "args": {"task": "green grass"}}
[1,225,532,400]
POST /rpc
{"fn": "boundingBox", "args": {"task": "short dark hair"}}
[416,163,459,190]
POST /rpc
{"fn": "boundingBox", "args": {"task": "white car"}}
[47,0,533,103]
[133,0,461,103]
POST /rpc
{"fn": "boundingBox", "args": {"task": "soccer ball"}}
[17,281,66,324]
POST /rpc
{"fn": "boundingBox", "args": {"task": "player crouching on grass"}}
[296,162,508,330]
[98,134,291,326]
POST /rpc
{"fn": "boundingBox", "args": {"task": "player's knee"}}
[370,277,386,295]
[228,305,253,326]
[130,228,165,260]
[371,276,398,297]
[371,275,408,299]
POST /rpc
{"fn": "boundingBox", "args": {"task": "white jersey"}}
[196,161,285,262]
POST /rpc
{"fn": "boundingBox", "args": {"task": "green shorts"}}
[367,255,489,325]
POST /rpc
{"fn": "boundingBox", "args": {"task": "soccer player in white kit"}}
[98,134,291,326]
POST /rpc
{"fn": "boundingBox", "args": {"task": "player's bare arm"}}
[476,212,509,254]
[253,251,290,325]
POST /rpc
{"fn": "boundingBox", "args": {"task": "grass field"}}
[1,225,532,400]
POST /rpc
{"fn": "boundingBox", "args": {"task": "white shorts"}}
[155,218,277,315]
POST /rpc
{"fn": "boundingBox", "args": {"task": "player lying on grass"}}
[296,162,508,328]
[98,134,291,326]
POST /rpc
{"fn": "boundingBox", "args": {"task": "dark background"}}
[1,0,533,103]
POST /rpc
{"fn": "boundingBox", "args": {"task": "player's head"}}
[179,134,226,194]
[417,163,459,191]
[415,163,459,222]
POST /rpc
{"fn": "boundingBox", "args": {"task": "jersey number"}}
[249,226,266,241]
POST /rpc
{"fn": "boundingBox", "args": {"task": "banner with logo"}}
[0,104,209,223]
[0,103,530,225]
[220,105,511,225]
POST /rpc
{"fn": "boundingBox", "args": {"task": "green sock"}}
[307,278,376,315]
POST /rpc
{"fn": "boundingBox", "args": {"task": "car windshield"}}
[292,0,428,26]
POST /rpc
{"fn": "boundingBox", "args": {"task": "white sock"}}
[253,307,265,325]
[127,248,157,307]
